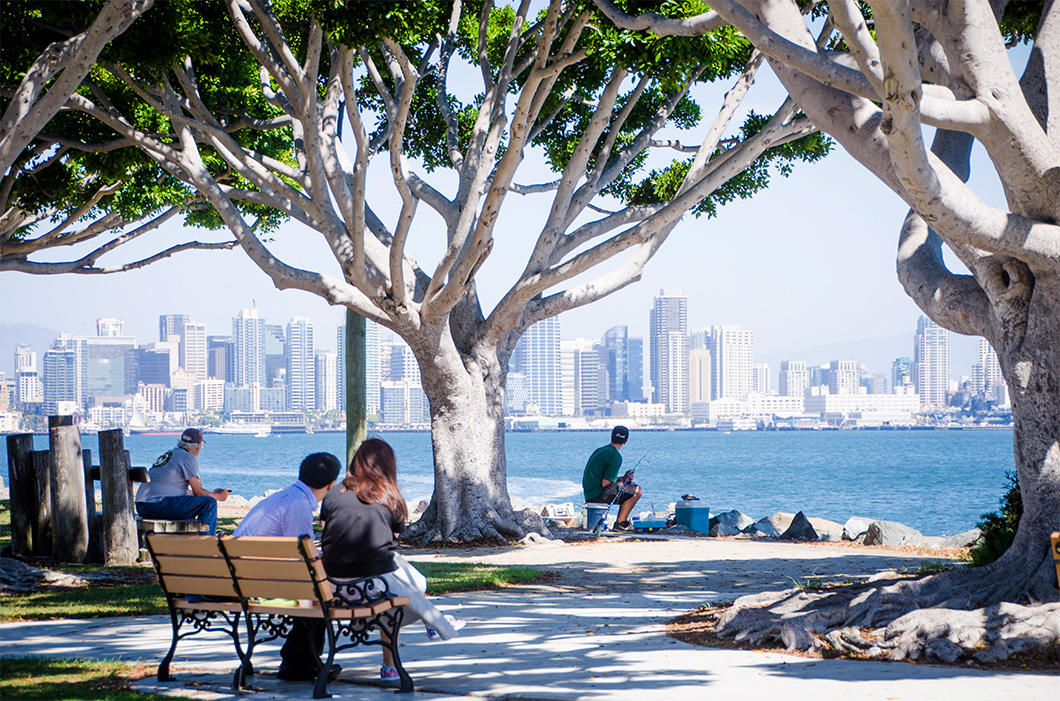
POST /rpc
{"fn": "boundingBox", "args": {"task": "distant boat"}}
[205,423,272,435]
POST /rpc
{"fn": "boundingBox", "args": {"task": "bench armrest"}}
[328,574,392,606]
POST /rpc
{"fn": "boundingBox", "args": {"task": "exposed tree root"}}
[716,561,1060,663]
[403,503,550,545]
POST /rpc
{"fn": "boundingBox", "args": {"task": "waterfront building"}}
[96,318,125,337]
[166,387,189,413]
[914,316,950,407]
[804,386,920,424]
[753,363,770,395]
[224,384,258,413]
[826,360,859,394]
[860,370,887,394]
[315,350,338,411]
[511,317,561,415]
[138,383,168,413]
[688,348,712,403]
[286,317,315,411]
[612,400,665,419]
[708,324,754,401]
[649,290,688,413]
[506,371,530,415]
[892,356,913,389]
[233,308,267,387]
[778,360,809,397]
[259,385,286,412]
[193,379,225,412]
[380,379,429,425]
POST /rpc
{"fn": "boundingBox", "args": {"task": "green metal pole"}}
[345,308,367,468]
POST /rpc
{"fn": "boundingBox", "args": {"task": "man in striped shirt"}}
[233,452,341,683]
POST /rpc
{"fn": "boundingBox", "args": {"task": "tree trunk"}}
[403,333,546,543]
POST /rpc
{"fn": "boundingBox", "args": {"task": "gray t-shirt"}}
[136,447,200,503]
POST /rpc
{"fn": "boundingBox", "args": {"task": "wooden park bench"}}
[144,533,413,698]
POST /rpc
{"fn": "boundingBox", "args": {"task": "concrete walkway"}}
[1,537,1055,700]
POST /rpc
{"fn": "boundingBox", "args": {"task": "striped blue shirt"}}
[232,481,318,538]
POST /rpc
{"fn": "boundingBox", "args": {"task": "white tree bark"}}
[596,0,1060,660]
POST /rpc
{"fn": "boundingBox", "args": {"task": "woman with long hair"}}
[320,438,463,681]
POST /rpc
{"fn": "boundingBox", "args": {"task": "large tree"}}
[599,0,1060,663]
[5,0,827,541]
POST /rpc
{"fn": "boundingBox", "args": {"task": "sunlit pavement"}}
[1,537,1054,700]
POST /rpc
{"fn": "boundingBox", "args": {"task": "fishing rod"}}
[592,453,647,534]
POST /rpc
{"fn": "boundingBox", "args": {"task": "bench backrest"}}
[218,535,334,604]
[145,533,238,599]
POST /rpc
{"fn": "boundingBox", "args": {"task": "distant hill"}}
[0,323,59,375]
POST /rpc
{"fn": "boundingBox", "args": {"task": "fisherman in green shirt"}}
[582,425,642,531]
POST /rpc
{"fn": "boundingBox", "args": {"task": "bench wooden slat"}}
[161,574,238,597]
[219,536,310,558]
[154,554,233,578]
[237,578,321,600]
[229,558,318,581]
[146,534,219,556]
[174,599,241,612]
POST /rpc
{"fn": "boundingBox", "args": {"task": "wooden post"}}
[31,449,52,557]
[5,434,35,557]
[48,415,89,563]
[98,429,138,566]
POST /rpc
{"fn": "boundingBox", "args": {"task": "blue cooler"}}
[583,503,609,530]
[675,500,710,534]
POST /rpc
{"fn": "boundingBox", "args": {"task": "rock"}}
[709,510,755,537]
[0,558,88,593]
[224,493,251,508]
[862,519,924,547]
[663,524,694,535]
[779,511,819,541]
[807,516,844,542]
[410,500,429,518]
[842,516,875,541]
[942,528,981,547]
[768,512,795,533]
[742,517,780,538]
[519,532,552,546]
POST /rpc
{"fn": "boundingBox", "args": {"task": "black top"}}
[320,488,402,578]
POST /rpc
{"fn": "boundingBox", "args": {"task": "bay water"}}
[1,429,1014,536]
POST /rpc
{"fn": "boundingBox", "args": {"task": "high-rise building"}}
[264,324,286,387]
[82,336,136,403]
[649,289,688,413]
[602,326,631,403]
[708,324,753,401]
[892,356,913,389]
[96,318,125,337]
[569,339,606,416]
[14,345,43,407]
[42,347,80,414]
[233,308,266,387]
[159,315,207,379]
[778,360,809,397]
[914,316,949,407]
[753,363,771,395]
[315,350,338,411]
[559,340,576,416]
[972,338,1002,395]
[207,336,234,382]
[511,317,561,415]
[135,347,172,386]
[688,348,712,403]
[628,337,644,401]
[826,360,859,394]
[286,318,315,411]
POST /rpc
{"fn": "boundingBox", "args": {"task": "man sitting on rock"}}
[233,452,341,683]
[135,428,228,535]
[582,425,642,532]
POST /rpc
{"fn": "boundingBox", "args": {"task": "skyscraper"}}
[96,318,125,337]
[14,345,42,407]
[753,363,771,395]
[892,357,913,389]
[778,360,809,397]
[708,325,753,400]
[649,289,688,413]
[826,360,858,394]
[232,308,266,387]
[159,314,207,379]
[973,337,1002,395]
[569,339,606,416]
[42,347,80,414]
[264,324,286,387]
[688,348,712,403]
[628,337,644,401]
[315,349,338,411]
[511,317,561,415]
[286,317,315,410]
[602,326,630,403]
[914,316,949,407]
[207,336,234,382]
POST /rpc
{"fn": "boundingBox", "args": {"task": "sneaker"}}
[425,614,466,640]
[380,664,400,681]
[612,520,633,532]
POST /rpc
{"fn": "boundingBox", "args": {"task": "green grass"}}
[0,657,171,700]
[0,560,542,621]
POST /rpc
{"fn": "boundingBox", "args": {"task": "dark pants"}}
[587,481,638,506]
[280,619,325,673]
[136,495,218,535]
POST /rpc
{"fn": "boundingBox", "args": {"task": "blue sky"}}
[1,49,997,380]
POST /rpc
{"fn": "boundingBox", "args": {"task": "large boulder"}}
[863,519,924,547]
[807,516,844,542]
[942,528,982,547]
[742,517,781,538]
[779,511,819,541]
[842,516,875,542]
[709,510,755,537]
[768,512,796,533]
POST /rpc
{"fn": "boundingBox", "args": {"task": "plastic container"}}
[675,500,710,534]
[583,503,609,530]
